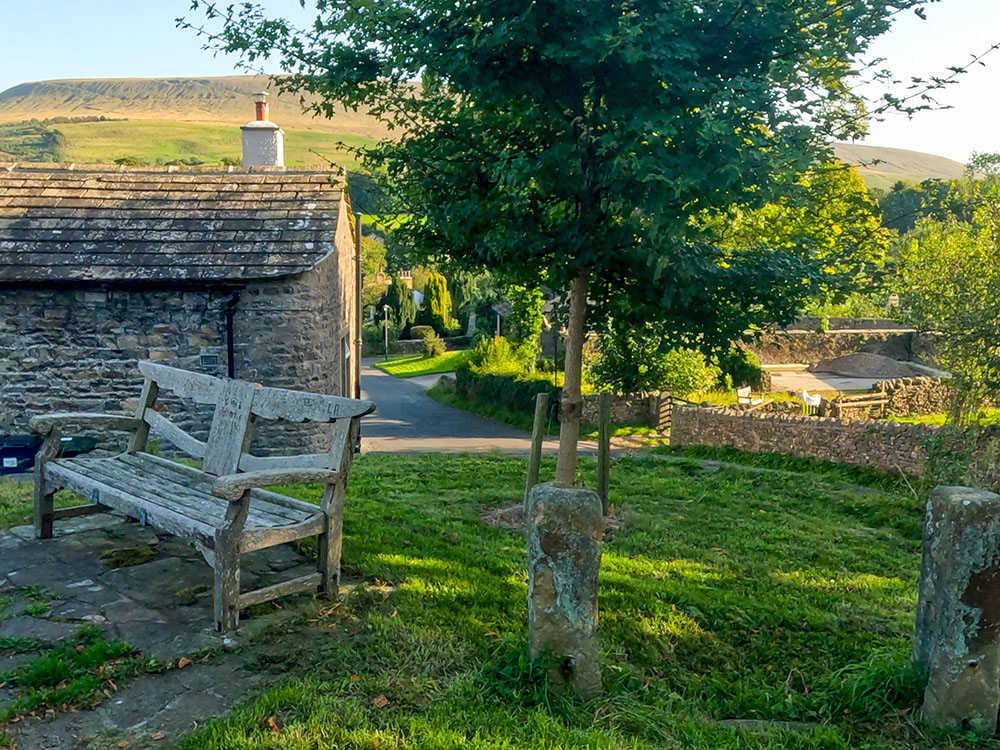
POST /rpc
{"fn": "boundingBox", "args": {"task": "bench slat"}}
[127,452,322,519]
[238,452,333,472]
[144,411,207,459]
[43,461,217,548]
[239,572,322,609]
[116,454,308,527]
[138,361,223,405]
[60,457,312,530]
[251,386,374,423]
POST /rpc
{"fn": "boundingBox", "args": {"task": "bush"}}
[424,332,446,357]
[363,322,399,351]
[468,336,533,376]
[658,349,721,398]
[716,346,766,390]
[455,368,561,417]
[425,273,452,334]
[410,325,435,341]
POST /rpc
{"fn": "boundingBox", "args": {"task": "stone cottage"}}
[0,155,359,452]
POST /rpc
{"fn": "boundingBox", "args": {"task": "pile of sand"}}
[809,352,922,379]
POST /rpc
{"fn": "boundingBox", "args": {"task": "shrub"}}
[455,368,561,417]
[469,336,531,376]
[381,275,417,329]
[410,325,435,341]
[716,346,766,390]
[658,349,721,398]
[424,332,446,357]
[425,273,451,334]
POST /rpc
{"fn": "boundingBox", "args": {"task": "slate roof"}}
[0,163,348,283]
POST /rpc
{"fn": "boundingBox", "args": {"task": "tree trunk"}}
[555,271,589,487]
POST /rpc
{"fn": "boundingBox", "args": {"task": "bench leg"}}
[318,480,346,599]
[33,481,54,540]
[214,498,249,633]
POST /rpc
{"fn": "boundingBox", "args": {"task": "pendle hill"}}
[0,75,967,189]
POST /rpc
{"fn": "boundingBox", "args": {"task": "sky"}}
[0,0,997,163]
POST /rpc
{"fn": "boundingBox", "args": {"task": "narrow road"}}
[359,358,565,453]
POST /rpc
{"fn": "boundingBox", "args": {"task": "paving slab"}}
[0,513,330,748]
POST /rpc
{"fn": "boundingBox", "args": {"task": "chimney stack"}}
[241,91,284,168]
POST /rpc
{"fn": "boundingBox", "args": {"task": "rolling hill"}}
[0,75,390,138]
[0,76,970,188]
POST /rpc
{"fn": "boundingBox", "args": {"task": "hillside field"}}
[0,120,374,171]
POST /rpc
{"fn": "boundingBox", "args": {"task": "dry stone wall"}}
[871,377,951,417]
[670,404,931,476]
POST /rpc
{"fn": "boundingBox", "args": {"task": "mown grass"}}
[888,408,1000,427]
[51,121,375,170]
[0,479,77,530]
[0,454,980,747]
[165,453,986,749]
[374,350,471,378]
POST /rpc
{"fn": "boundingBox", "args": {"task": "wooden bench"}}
[29,361,375,632]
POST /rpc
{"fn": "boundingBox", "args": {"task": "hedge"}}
[455,368,561,417]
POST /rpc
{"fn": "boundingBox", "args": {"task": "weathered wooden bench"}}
[29,361,375,632]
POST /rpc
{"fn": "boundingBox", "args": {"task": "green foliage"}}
[194,0,927,384]
[504,286,544,357]
[707,161,890,306]
[898,199,1000,422]
[381,274,417,329]
[592,322,719,396]
[361,236,388,313]
[878,178,976,234]
[409,325,435,342]
[423,331,446,357]
[715,347,766,390]
[424,273,451,334]
[922,426,977,486]
[468,336,534,377]
[454,368,561,420]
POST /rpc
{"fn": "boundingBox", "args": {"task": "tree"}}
[708,162,890,306]
[505,285,544,365]
[189,0,931,487]
[381,274,417,330]
[361,236,388,314]
[424,273,451,334]
[898,202,1000,423]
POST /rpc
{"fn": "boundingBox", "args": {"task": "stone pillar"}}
[915,485,1000,733]
[526,482,603,699]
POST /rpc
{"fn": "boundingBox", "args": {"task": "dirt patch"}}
[809,352,921,379]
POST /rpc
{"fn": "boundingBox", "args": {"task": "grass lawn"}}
[374,351,471,378]
[888,408,1000,427]
[0,454,981,748]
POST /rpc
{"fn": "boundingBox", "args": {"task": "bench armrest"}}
[211,468,340,502]
[29,413,141,436]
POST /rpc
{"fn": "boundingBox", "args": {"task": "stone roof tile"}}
[0,163,347,283]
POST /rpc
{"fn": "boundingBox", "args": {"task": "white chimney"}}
[241,91,284,167]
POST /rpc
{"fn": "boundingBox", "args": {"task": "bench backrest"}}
[736,386,751,402]
[133,361,375,476]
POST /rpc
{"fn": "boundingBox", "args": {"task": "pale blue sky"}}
[1,1,997,162]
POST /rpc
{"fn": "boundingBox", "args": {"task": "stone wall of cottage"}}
[0,251,351,457]
[0,285,228,451]
[670,404,931,476]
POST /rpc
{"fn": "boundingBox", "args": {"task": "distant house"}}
[0,129,359,453]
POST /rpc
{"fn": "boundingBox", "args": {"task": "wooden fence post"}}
[525,392,550,503]
[597,391,611,515]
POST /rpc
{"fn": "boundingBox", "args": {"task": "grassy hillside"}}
[0,76,968,188]
[0,120,374,171]
[0,75,390,138]
[831,143,966,191]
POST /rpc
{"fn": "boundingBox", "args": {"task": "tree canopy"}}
[189,0,932,483]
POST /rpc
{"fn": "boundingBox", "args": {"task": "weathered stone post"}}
[526,482,603,699]
[915,485,1000,733]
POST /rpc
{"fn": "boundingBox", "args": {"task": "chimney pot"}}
[241,91,284,168]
